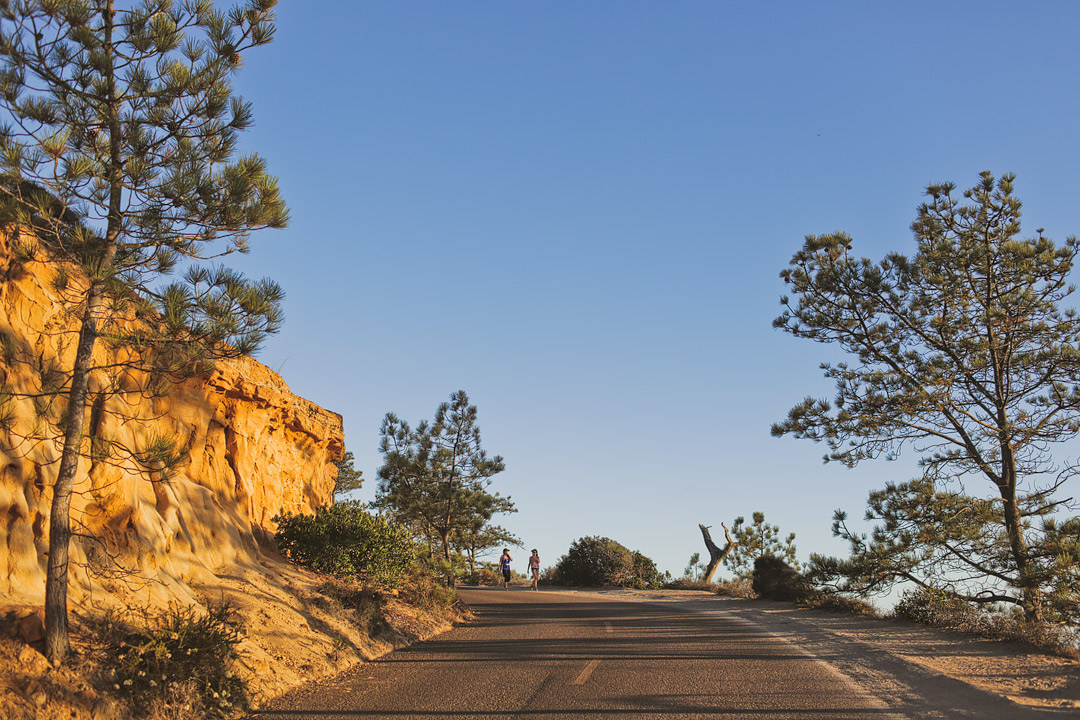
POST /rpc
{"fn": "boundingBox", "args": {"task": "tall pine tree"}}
[775,172,1080,622]
[376,390,510,583]
[0,0,286,663]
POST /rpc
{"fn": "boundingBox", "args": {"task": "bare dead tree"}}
[699,523,736,583]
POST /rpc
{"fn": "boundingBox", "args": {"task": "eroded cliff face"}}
[0,225,344,613]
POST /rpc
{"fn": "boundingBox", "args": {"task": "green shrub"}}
[538,566,559,586]
[274,501,415,587]
[92,603,246,720]
[554,536,664,589]
[751,555,811,602]
[629,550,667,589]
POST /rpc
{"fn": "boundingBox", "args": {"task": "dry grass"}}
[800,592,880,617]
[0,621,125,720]
[0,568,463,720]
[891,588,1080,659]
[663,577,757,597]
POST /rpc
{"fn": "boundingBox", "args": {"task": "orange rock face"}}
[0,226,344,612]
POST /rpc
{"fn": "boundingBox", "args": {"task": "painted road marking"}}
[572,659,600,685]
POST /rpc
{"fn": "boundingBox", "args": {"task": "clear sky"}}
[223,1,1080,585]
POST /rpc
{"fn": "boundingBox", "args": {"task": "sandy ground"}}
[553,587,1080,715]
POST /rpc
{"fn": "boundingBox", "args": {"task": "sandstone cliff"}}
[0,226,419,702]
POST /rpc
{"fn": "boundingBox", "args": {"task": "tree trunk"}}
[1000,481,1044,622]
[44,300,101,664]
[45,1,123,665]
[439,529,455,587]
[699,523,736,584]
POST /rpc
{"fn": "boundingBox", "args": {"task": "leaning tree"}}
[694,523,735,583]
[774,172,1080,622]
[0,0,287,663]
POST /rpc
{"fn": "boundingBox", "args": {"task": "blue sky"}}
[224,1,1080,585]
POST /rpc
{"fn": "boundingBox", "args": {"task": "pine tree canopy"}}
[775,172,1080,622]
[333,451,364,500]
[0,0,287,367]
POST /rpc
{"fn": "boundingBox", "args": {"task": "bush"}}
[663,576,763,600]
[553,536,665,589]
[274,501,415,587]
[538,566,559,586]
[891,586,1079,657]
[397,561,459,613]
[892,586,982,629]
[804,592,879,616]
[715,577,756,598]
[91,603,246,720]
[751,555,811,602]
[467,566,501,586]
[629,550,668,589]
[664,577,720,591]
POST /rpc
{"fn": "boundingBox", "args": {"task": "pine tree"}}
[723,511,798,578]
[683,552,703,580]
[775,172,1080,622]
[333,451,364,501]
[458,521,520,578]
[0,0,286,663]
[376,390,509,582]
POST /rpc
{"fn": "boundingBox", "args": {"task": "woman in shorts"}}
[528,549,540,590]
[499,548,512,589]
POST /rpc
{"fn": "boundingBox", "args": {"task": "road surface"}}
[250,586,1063,719]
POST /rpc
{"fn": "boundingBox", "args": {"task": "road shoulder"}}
[540,587,1080,715]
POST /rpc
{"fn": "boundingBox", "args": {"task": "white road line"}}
[572,659,600,685]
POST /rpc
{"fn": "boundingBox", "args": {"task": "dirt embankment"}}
[0,554,461,720]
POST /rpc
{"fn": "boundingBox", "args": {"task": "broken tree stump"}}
[698,522,736,583]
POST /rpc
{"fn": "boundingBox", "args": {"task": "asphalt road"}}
[251,586,920,720]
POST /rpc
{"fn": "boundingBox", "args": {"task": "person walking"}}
[527,549,540,590]
[499,548,513,589]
